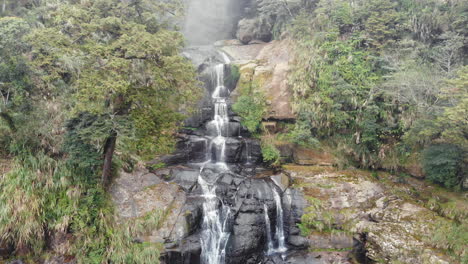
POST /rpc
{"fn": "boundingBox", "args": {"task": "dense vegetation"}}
[260,0,467,189]
[0,0,466,262]
[0,0,199,262]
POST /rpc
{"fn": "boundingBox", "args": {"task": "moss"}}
[283,165,337,175]
[309,247,353,252]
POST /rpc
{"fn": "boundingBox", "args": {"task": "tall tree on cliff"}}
[27,0,200,185]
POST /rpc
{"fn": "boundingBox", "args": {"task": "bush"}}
[422,144,464,189]
[261,141,281,166]
[0,153,162,263]
[232,83,267,134]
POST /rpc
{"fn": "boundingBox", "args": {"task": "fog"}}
[183,0,245,45]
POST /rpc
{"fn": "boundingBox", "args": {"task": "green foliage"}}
[232,82,267,134]
[288,0,467,175]
[226,64,240,89]
[422,144,464,189]
[361,0,401,48]
[298,197,334,235]
[430,220,468,263]
[0,153,164,263]
[0,0,197,262]
[0,17,32,132]
[261,140,281,166]
[23,0,200,162]
[279,121,320,148]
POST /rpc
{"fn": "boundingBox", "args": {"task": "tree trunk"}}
[102,131,117,187]
[2,0,6,13]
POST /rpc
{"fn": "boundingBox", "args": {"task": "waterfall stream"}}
[199,54,232,264]
[191,50,288,263]
[264,204,275,254]
[273,188,287,253]
[199,167,231,264]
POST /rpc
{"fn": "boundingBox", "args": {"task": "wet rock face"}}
[152,165,296,264]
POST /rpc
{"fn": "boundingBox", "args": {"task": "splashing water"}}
[198,167,231,264]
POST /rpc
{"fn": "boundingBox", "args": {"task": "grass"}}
[0,153,163,264]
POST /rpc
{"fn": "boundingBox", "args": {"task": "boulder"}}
[236,18,272,44]
[223,39,296,121]
[110,167,190,243]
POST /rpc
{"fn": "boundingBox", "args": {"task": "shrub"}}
[261,141,281,166]
[422,143,464,189]
[232,83,267,134]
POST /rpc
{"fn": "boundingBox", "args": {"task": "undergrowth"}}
[0,153,162,263]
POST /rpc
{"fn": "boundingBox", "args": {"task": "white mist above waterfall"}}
[183,0,242,45]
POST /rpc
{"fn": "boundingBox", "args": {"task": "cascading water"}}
[199,54,232,264]
[264,204,274,254]
[264,186,287,256]
[207,63,229,167]
[198,167,231,264]
[273,188,287,253]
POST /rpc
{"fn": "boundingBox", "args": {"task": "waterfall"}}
[199,52,232,264]
[263,185,287,256]
[245,139,252,165]
[264,204,275,254]
[207,63,229,167]
[199,168,231,264]
[272,188,287,253]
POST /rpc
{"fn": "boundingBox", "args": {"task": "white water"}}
[263,185,287,256]
[197,51,288,263]
[264,204,275,254]
[245,140,252,165]
[208,63,229,168]
[199,53,232,264]
[199,167,231,264]
[272,188,287,253]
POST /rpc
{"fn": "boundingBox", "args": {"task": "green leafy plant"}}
[298,197,334,235]
[232,82,267,134]
[261,141,281,166]
[422,144,464,189]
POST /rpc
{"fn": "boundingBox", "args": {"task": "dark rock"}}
[205,121,241,137]
[236,18,272,44]
[288,235,309,249]
[163,234,202,264]
[283,188,307,241]
[224,137,244,163]
[171,168,200,191]
[184,203,203,235]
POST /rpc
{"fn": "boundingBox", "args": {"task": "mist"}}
[183,0,244,45]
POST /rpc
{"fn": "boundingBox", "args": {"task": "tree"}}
[361,0,401,48]
[27,0,200,185]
